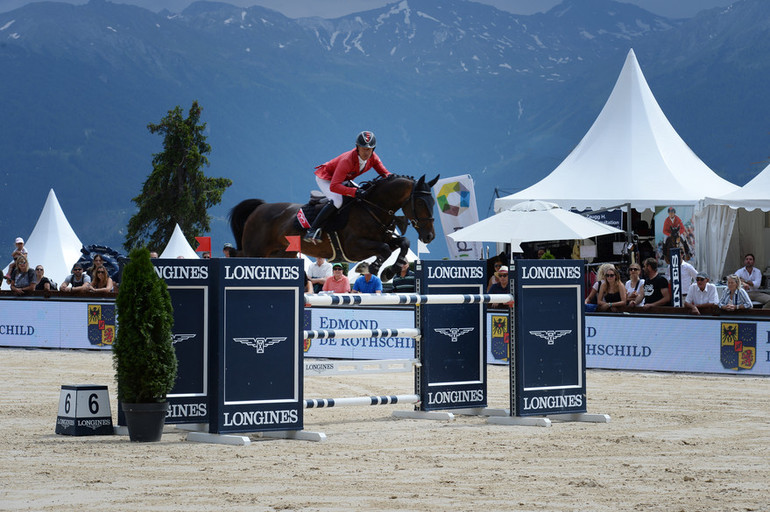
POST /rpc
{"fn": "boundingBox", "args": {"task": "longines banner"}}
[0,300,114,350]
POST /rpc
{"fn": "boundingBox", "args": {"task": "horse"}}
[229,174,439,281]
[663,224,691,261]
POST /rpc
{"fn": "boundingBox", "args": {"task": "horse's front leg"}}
[379,235,410,282]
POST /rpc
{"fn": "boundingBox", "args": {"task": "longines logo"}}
[529,330,571,345]
[234,337,287,354]
[434,327,474,343]
[172,333,197,345]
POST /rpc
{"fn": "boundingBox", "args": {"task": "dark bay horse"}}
[229,174,439,280]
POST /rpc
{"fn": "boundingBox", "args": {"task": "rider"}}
[303,130,391,244]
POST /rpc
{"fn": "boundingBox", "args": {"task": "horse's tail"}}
[229,199,265,251]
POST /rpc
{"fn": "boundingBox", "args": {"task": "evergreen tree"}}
[124,101,232,252]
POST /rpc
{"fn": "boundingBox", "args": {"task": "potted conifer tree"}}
[112,247,177,442]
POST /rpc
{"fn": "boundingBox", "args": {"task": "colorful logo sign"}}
[436,181,471,217]
[720,322,756,370]
[490,314,509,362]
[87,304,115,346]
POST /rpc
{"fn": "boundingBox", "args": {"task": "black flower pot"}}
[121,402,168,442]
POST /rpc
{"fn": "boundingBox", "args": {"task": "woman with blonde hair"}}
[718,274,752,311]
[584,263,614,311]
[597,264,627,312]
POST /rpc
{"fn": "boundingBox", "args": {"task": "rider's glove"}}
[355,188,366,200]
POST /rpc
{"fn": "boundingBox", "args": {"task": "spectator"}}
[201,251,211,259]
[597,265,627,312]
[223,243,237,258]
[86,253,105,279]
[624,263,645,307]
[308,257,333,293]
[488,265,513,308]
[486,259,503,292]
[719,274,753,312]
[392,262,415,293]
[9,256,36,295]
[585,263,614,312]
[322,263,351,293]
[685,272,719,315]
[149,251,159,258]
[664,252,698,302]
[5,237,28,284]
[90,266,115,293]
[642,257,671,308]
[34,265,54,291]
[735,253,770,309]
[60,264,91,293]
[352,262,382,294]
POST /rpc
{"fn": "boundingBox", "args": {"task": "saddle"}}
[294,179,372,232]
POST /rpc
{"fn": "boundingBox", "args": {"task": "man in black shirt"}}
[643,257,670,308]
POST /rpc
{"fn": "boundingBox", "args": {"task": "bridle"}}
[407,183,434,231]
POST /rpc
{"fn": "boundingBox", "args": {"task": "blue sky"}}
[1,0,736,18]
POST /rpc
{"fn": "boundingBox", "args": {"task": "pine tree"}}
[124,101,232,252]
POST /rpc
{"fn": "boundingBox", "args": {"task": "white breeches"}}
[316,176,344,208]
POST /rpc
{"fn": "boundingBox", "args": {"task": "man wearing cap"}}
[59,264,92,293]
[322,263,350,293]
[684,272,719,315]
[223,243,236,258]
[488,265,513,308]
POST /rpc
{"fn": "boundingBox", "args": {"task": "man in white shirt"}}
[307,257,333,293]
[735,253,770,309]
[684,272,719,315]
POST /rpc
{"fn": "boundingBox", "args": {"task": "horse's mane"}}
[359,173,415,193]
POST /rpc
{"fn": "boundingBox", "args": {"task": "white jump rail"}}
[305,293,514,306]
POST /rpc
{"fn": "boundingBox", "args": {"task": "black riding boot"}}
[303,202,337,244]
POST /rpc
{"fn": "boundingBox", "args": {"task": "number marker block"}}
[55,384,114,436]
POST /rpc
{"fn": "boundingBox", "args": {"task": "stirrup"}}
[303,229,323,244]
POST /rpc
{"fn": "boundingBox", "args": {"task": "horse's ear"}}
[416,175,425,187]
[427,174,440,187]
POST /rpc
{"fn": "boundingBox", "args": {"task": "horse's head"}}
[405,175,439,244]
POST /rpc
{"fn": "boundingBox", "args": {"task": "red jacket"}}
[314,148,390,197]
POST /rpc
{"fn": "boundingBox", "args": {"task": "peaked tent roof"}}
[495,49,738,213]
[159,224,200,259]
[701,161,770,212]
[2,189,84,289]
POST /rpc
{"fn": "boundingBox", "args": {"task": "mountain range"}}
[1,0,768,256]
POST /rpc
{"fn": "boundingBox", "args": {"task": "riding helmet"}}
[355,131,376,149]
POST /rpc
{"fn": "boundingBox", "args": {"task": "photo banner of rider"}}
[654,205,695,265]
[431,174,483,260]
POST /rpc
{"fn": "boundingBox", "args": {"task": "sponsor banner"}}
[209,258,303,434]
[0,299,114,350]
[577,209,623,230]
[417,260,487,410]
[513,259,586,416]
[432,175,483,260]
[157,259,211,424]
[586,315,770,375]
[304,307,415,359]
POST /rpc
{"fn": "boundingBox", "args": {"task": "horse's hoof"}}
[380,265,397,282]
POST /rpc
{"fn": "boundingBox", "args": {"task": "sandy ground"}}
[1,348,768,512]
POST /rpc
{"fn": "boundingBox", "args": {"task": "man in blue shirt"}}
[352,262,382,294]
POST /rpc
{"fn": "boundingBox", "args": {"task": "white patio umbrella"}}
[448,200,623,249]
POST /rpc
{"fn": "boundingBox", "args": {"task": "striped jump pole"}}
[303,328,421,340]
[306,293,513,307]
[305,394,420,408]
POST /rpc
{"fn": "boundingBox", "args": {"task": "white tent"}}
[494,49,739,213]
[159,224,200,259]
[695,162,770,281]
[2,189,84,289]
[449,200,622,249]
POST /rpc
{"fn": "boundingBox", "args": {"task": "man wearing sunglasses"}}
[684,272,719,315]
[59,264,91,293]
